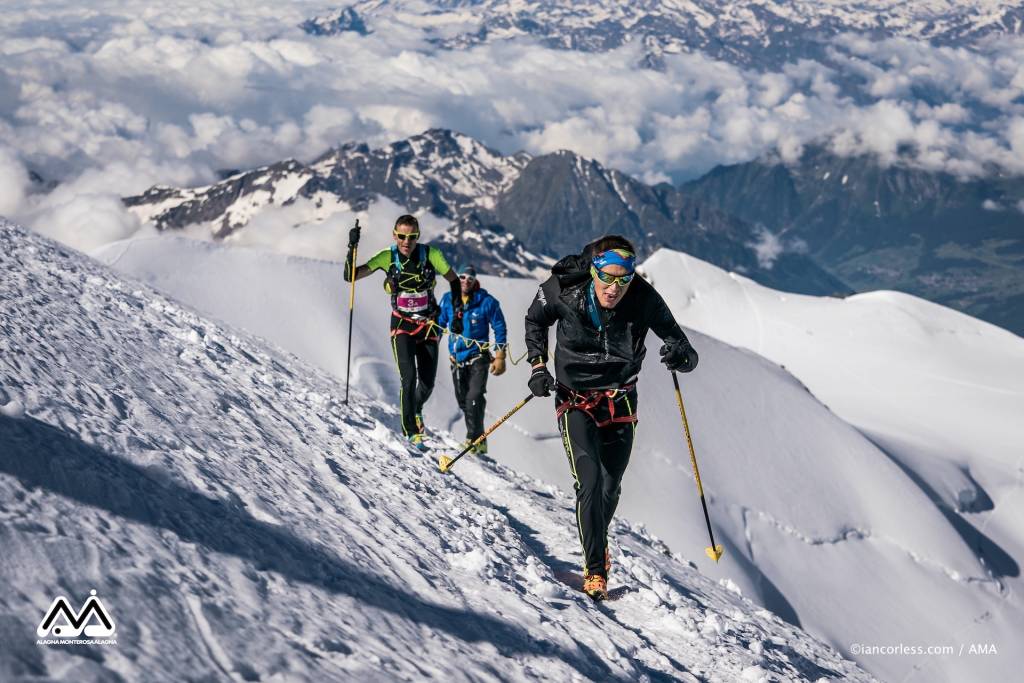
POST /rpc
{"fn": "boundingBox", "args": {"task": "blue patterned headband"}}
[592,248,635,272]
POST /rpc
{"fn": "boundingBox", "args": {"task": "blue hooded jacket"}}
[438,287,507,363]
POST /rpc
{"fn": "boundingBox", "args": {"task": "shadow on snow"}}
[0,415,626,681]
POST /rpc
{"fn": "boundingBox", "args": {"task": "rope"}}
[419,317,530,366]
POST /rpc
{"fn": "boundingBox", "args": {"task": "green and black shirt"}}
[365,244,454,336]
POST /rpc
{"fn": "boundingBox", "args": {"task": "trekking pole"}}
[671,371,724,562]
[438,394,534,473]
[343,218,360,405]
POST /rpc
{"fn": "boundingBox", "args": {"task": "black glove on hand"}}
[528,365,555,397]
[343,248,356,281]
[660,339,699,373]
[449,309,463,335]
[348,224,361,248]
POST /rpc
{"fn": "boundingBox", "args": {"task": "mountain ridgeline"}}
[123,129,849,298]
[681,146,1024,335]
[301,0,1024,71]
[123,129,1024,334]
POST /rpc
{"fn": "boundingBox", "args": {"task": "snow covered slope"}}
[644,249,1024,569]
[0,221,875,680]
[94,234,1024,682]
[644,248,1024,680]
[642,248,1024,504]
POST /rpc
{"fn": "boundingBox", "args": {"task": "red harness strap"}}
[391,311,440,340]
[555,383,637,428]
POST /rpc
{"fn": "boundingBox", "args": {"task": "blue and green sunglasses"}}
[591,266,635,286]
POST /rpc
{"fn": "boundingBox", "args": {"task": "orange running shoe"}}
[582,573,608,601]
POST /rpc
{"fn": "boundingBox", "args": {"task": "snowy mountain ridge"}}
[434,212,556,277]
[122,128,846,296]
[0,219,874,681]
[305,0,1024,67]
[125,129,529,237]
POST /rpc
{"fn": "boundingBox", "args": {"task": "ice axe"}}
[672,371,724,562]
[438,394,534,473]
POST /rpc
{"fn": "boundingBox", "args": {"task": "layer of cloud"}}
[2,2,1024,250]
[745,225,808,270]
[0,146,30,217]
[28,191,142,254]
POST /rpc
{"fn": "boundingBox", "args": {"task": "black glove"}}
[660,339,698,373]
[344,247,357,282]
[348,223,361,248]
[449,311,463,336]
[528,365,555,397]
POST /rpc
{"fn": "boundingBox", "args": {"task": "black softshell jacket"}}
[524,253,690,391]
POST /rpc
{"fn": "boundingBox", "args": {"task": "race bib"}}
[396,290,429,313]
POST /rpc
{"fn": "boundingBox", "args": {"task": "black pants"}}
[391,332,440,437]
[452,354,490,441]
[557,389,637,577]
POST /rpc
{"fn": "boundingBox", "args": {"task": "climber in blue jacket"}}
[438,265,508,454]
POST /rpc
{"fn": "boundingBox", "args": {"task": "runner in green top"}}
[344,215,463,450]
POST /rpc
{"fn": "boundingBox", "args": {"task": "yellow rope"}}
[419,317,530,365]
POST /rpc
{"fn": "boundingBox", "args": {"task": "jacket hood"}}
[551,253,592,288]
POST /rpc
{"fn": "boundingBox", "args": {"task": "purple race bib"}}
[396,290,429,313]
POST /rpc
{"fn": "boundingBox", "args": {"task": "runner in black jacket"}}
[524,235,698,600]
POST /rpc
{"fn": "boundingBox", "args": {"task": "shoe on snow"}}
[408,433,427,451]
[582,573,608,601]
[457,438,487,456]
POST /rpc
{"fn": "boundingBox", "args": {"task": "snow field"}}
[91,231,1024,682]
[1,220,872,681]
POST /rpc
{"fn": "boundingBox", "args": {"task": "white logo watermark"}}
[36,589,117,646]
